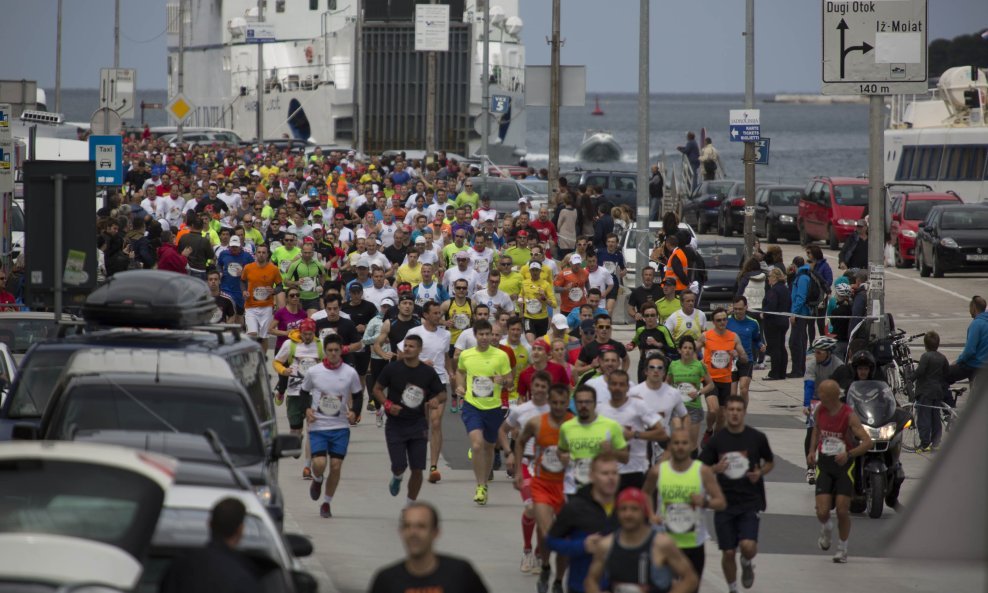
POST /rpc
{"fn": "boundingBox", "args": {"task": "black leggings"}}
[804,427,813,459]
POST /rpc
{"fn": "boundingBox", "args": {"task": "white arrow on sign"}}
[731,129,739,139]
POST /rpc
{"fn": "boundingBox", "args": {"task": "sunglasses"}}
[287,293,300,298]
[647,365,665,371]
[596,325,612,329]
[454,286,468,290]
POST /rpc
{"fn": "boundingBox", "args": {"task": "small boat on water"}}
[576,130,622,162]
[591,96,604,116]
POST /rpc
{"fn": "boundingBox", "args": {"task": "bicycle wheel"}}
[901,403,921,453]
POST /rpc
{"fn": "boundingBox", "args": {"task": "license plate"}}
[967,254,988,261]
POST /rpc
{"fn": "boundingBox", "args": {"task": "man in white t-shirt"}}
[584,348,623,406]
[443,250,482,294]
[584,252,614,297]
[597,369,667,490]
[364,268,399,309]
[301,334,363,519]
[273,318,323,475]
[472,269,515,318]
[628,352,689,463]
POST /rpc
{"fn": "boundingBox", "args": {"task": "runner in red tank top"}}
[807,380,873,564]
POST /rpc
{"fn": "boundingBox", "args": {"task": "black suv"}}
[562,170,640,212]
[754,184,803,242]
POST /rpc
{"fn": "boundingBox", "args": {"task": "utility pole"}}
[114,0,120,68]
[547,0,560,201]
[742,0,756,259]
[55,0,63,113]
[480,0,490,175]
[256,0,264,143]
[425,0,437,160]
[635,0,649,272]
[867,96,886,339]
[355,0,365,156]
[177,0,185,142]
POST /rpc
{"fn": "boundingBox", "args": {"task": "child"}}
[913,331,950,451]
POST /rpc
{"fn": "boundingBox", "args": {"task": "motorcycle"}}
[845,380,911,519]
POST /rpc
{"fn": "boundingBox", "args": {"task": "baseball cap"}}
[299,319,317,332]
[529,261,542,270]
[349,282,364,292]
[356,256,371,268]
[398,294,415,304]
[302,237,315,244]
[516,230,528,238]
[334,212,346,219]
[414,236,426,245]
[662,276,676,286]
[579,319,596,335]
[570,254,583,265]
[517,197,529,204]
[356,229,368,239]
[455,250,470,260]
[380,296,395,307]
[312,223,324,230]
[551,313,569,331]
[228,236,242,247]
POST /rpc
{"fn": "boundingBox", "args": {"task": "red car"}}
[798,177,870,249]
[889,191,963,267]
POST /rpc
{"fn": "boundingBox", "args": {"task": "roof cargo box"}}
[83,270,216,329]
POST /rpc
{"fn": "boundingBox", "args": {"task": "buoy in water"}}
[591,96,604,116]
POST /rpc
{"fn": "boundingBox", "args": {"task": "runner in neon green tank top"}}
[666,335,714,454]
[557,384,629,495]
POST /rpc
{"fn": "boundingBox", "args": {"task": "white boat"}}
[576,130,622,162]
[164,0,527,161]
[884,66,988,203]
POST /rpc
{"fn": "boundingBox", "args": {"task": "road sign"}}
[491,95,511,115]
[166,94,195,123]
[90,107,123,135]
[821,0,927,95]
[753,138,770,165]
[245,25,276,43]
[99,68,136,120]
[415,4,450,52]
[729,109,761,142]
[0,103,11,193]
[730,125,760,142]
[88,135,123,186]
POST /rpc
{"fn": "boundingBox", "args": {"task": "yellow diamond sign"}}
[166,94,195,122]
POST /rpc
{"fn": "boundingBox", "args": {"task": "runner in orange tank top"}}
[698,308,748,436]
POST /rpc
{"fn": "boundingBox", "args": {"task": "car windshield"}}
[7,350,70,418]
[904,199,949,220]
[150,508,278,556]
[48,383,264,464]
[0,458,165,557]
[518,180,548,196]
[769,190,801,206]
[696,244,744,268]
[10,203,23,233]
[0,316,59,354]
[833,184,869,206]
[939,208,988,230]
[700,182,734,197]
[472,179,521,207]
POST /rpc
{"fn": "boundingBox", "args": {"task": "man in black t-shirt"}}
[368,502,488,593]
[373,335,446,502]
[342,285,381,405]
[699,395,774,592]
[626,266,664,327]
[575,314,630,375]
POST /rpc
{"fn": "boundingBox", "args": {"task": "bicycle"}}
[901,385,966,453]
[881,330,924,405]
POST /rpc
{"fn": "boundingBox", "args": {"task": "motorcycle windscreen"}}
[845,380,897,427]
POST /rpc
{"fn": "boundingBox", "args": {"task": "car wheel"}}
[723,213,733,237]
[799,223,809,246]
[894,240,907,268]
[827,225,839,250]
[917,248,931,277]
[766,220,778,243]
[932,250,945,278]
[697,216,707,234]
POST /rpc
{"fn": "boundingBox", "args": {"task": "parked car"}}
[680,180,738,235]
[0,311,79,364]
[469,176,525,214]
[798,176,870,249]
[695,238,745,311]
[889,191,963,267]
[562,170,640,213]
[621,222,697,281]
[153,126,244,146]
[754,184,803,242]
[915,204,988,277]
[0,441,176,591]
[716,181,770,236]
[0,343,15,409]
[517,178,549,211]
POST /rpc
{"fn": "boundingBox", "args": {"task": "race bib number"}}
[210,306,223,324]
[723,451,749,480]
[227,262,244,278]
[821,437,846,456]
[270,241,284,253]
[279,259,291,273]
[319,327,337,341]
[474,259,489,274]
[603,261,617,274]
[401,384,425,409]
[711,350,731,369]
[664,502,698,534]
[540,446,564,473]
[453,313,470,330]
[568,287,584,302]
[472,376,495,398]
[573,458,592,485]
[252,286,271,301]
[525,299,543,314]
[318,394,342,416]
[677,382,696,403]
[299,277,316,292]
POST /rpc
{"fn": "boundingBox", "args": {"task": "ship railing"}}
[480,64,525,93]
[232,63,340,95]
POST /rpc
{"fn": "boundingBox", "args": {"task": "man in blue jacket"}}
[950,296,988,388]
[788,263,812,378]
[727,295,764,405]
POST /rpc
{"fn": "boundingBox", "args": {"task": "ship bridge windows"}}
[896,145,941,181]
[897,144,988,182]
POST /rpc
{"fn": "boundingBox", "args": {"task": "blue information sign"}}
[89,135,124,186]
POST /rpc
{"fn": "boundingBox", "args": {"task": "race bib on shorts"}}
[568,287,584,302]
[723,451,749,480]
[664,502,698,534]
[252,286,271,301]
[573,458,592,485]
[821,437,846,456]
[472,376,495,398]
[453,313,470,330]
[540,446,564,473]
[227,262,244,278]
[525,299,543,314]
[299,277,316,292]
[401,384,425,409]
[318,394,342,416]
[711,350,731,369]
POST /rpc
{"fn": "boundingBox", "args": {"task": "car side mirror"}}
[11,423,40,441]
[284,533,314,558]
[272,434,302,460]
[917,222,925,228]
[291,570,318,593]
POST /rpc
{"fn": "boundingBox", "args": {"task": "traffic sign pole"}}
[743,0,756,261]
[867,96,887,341]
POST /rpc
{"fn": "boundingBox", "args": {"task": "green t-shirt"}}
[442,243,470,268]
[655,296,682,325]
[286,258,325,300]
[455,191,480,210]
[668,358,707,410]
[558,415,628,487]
[504,246,532,267]
[272,246,301,277]
[458,346,512,411]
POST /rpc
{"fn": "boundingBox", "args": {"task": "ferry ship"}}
[884,66,988,203]
[165,0,527,161]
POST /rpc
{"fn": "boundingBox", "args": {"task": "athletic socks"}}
[839,539,848,551]
[313,475,324,483]
[323,495,333,504]
[522,515,536,549]
[728,582,739,593]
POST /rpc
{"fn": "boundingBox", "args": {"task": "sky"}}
[1,0,984,93]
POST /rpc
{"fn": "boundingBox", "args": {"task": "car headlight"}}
[837,218,857,226]
[940,237,959,249]
[901,229,916,239]
[779,215,794,224]
[254,485,274,506]
[864,422,897,441]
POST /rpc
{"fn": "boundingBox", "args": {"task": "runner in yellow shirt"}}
[518,261,557,340]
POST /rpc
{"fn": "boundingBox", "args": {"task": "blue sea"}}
[57,88,869,185]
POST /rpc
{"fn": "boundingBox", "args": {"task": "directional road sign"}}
[245,25,276,43]
[753,138,770,165]
[89,135,123,186]
[99,68,136,120]
[821,0,927,95]
[729,109,760,142]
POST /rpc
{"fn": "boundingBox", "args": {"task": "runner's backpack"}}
[804,269,828,309]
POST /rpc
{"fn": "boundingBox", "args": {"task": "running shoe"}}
[833,548,847,563]
[473,484,488,506]
[309,480,322,501]
[530,561,542,575]
[740,557,755,588]
[376,409,385,429]
[450,399,459,413]
[274,392,285,406]
[806,467,816,485]
[493,450,503,471]
[319,502,332,518]
[818,522,833,551]
[520,551,535,573]
[389,475,402,497]
[428,466,441,484]
[302,466,312,480]
[551,580,564,593]
[536,573,550,593]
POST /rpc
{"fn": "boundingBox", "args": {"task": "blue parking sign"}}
[89,135,123,186]
[491,95,510,115]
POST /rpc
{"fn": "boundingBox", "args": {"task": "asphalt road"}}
[276,231,986,593]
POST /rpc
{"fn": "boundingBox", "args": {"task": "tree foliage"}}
[928,34,988,77]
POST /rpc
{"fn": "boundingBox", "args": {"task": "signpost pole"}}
[53,174,64,323]
[0,104,12,276]
[742,0,756,260]
[481,0,490,176]
[256,0,264,143]
[424,0,438,160]
[547,0,560,201]
[356,0,364,156]
[635,0,649,277]
[55,0,63,113]
[867,95,886,339]
[178,0,185,143]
